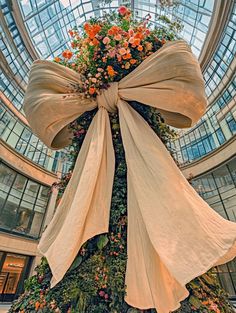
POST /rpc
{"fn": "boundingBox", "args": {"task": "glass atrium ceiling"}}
[17,0,214,60]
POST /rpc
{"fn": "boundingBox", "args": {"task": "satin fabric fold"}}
[118,99,236,312]
[38,108,115,286]
[23,40,236,313]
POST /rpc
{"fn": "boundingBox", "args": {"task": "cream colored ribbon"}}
[24,40,236,313]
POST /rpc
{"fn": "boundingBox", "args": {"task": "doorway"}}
[0,252,32,302]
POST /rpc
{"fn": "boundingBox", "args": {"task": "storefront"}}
[0,252,32,302]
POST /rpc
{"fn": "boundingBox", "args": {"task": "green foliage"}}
[8,9,234,313]
[8,102,234,313]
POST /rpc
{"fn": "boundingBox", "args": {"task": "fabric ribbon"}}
[24,40,236,313]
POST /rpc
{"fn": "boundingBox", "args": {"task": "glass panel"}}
[228,158,236,183]
[28,209,44,237]
[0,162,50,238]
[0,253,28,302]
[1,195,21,230]
[213,165,234,193]
[22,181,40,204]
[0,164,16,193]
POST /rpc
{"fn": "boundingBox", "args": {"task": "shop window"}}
[0,252,32,302]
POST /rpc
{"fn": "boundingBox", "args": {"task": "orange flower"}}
[119,48,126,55]
[128,37,135,44]
[84,22,90,32]
[135,32,144,40]
[128,29,134,37]
[123,41,129,48]
[68,30,74,37]
[71,42,76,48]
[130,59,137,65]
[117,55,122,62]
[107,65,116,77]
[123,53,131,60]
[114,34,122,41]
[134,38,140,46]
[84,23,101,39]
[92,38,100,45]
[108,26,120,36]
[202,300,210,305]
[137,45,143,51]
[62,50,73,59]
[35,301,40,310]
[54,57,61,62]
[89,87,96,95]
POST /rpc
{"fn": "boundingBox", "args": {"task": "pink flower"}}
[99,290,105,297]
[103,37,110,45]
[114,34,122,41]
[128,37,135,44]
[119,48,127,55]
[118,6,128,16]
[104,294,109,299]
[128,29,134,37]
[108,50,116,58]
[209,303,219,312]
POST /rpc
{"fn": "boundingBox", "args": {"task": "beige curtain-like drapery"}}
[24,40,236,313]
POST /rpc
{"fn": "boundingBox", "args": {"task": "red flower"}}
[89,87,96,95]
[62,50,73,59]
[118,6,128,16]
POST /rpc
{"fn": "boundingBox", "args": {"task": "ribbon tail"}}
[38,108,115,287]
[118,100,236,313]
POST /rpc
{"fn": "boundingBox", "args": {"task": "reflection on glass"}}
[192,157,236,295]
[0,101,65,172]
[0,161,50,238]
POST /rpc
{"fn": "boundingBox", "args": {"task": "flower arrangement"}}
[54,6,179,98]
[8,6,234,313]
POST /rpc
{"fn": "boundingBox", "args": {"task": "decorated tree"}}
[9,7,234,313]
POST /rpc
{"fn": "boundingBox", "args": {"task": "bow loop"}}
[96,82,119,112]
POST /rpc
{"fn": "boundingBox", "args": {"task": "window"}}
[0,102,61,172]
[0,252,32,302]
[0,161,50,239]
[192,157,236,295]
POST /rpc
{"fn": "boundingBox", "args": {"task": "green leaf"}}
[97,234,109,250]
[69,255,83,272]
[189,295,202,309]
[112,123,120,130]
[202,273,215,285]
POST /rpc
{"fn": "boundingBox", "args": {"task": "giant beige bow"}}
[24,40,236,313]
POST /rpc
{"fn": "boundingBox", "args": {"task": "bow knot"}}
[96,82,119,112]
